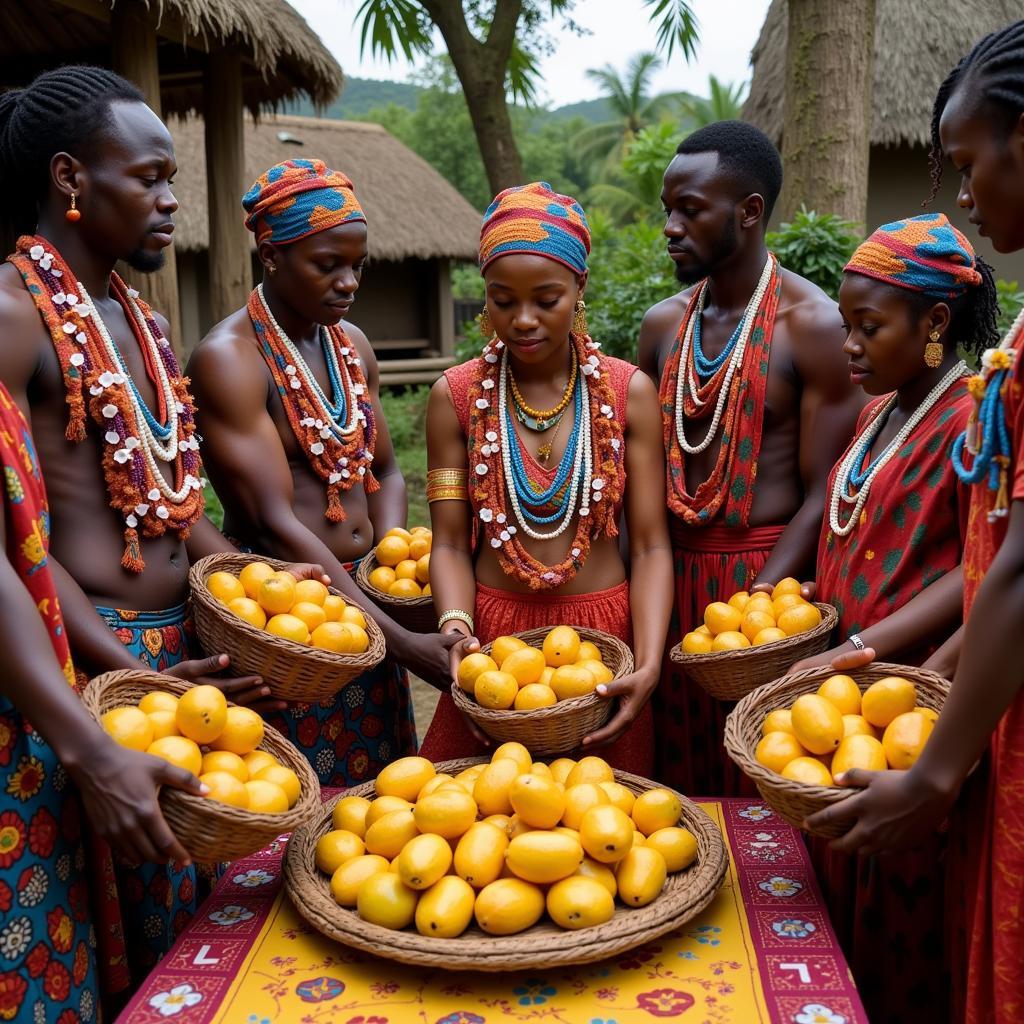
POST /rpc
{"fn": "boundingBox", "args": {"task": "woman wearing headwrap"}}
[420,182,673,772]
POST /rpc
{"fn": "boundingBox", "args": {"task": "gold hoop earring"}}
[478,305,492,339]
[924,330,943,369]
[572,298,588,337]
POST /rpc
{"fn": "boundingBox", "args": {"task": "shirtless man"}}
[638,121,863,796]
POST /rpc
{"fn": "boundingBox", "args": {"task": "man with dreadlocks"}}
[806,20,1024,1023]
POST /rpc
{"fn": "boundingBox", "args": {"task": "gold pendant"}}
[537,443,553,464]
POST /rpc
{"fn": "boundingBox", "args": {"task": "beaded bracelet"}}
[438,609,474,633]
[427,468,469,504]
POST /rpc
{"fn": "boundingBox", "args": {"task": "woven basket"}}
[284,756,727,971]
[82,669,321,862]
[355,552,436,634]
[670,602,838,701]
[190,553,386,703]
[450,627,633,756]
[724,662,950,838]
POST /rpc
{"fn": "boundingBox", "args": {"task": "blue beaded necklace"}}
[951,366,1012,502]
[107,344,172,441]
[319,327,350,428]
[846,403,897,489]
[692,308,744,381]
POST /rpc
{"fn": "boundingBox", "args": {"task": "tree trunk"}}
[777,0,875,227]
[459,72,524,193]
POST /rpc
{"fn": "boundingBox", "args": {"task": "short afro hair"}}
[675,120,783,219]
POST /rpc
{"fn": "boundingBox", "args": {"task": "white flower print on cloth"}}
[758,876,803,898]
[771,918,817,940]
[738,805,773,821]
[794,1004,847,1024]
[232,868,275,888]
[17,864,49,907]
[208,904,255,926]
[79,987,95,1022]
[0,915,32,960]
[148,984,203,1017]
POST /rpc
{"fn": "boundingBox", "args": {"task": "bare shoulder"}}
[342,320,375,367]
[776,268,843,344]
[0,262,48,386]
[637,289,690,376]
[187,309,265,406]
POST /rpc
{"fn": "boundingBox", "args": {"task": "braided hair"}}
[0,66,144,235]
[928,20,1024,202]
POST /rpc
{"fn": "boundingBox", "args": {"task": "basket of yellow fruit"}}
[283,746,727,971]
[723,662,949,838]
[449,626,632,756]
[670,578,838,701]
[83,669,321,862]
[355,527,435,633]
[190,553,386,703]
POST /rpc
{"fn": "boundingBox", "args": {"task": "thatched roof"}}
[0,0,342,114]
[743,1,1024,148]
[168,114,481,262]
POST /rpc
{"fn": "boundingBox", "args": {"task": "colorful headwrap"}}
[479,181,590,275]
[844,212,982,298]
[242,158,365,245]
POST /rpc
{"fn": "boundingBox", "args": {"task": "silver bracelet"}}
[438,609,474,633]
[848,634,865,651]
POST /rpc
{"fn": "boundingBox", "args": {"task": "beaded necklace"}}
[466,332,624,590]
[829,359,967,537]
[247,285,378,522]
[8,236,204,572]
[509,352,577,428]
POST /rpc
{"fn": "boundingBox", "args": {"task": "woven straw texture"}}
[284,756,727,971]
[670,603,838,701]
[82,669,322,862]
[190,553,386,702]
[724,662,950,838]
[450,627,633,755]
[355,551,436,633]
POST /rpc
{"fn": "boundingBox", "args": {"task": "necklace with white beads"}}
[829,359,967,537]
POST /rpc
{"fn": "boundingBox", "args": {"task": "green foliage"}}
[996,279,1024,337]
[451,262,484,300]
[586,121,678,224]
[203,482,224,531]
[678,75,747,130]
[766,206,861,298]
[379,385,431,527]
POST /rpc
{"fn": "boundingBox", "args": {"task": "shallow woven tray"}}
[82,669,321,862]
[354,551,436,634]
[190,553,386,703]
[450,627,633,756]
[670,602,838,701]
[724,662,950,838]
[284,756,727,971]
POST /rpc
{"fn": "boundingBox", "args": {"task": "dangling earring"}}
[65,193,81,223]
[572,298,588,337]
[265,262,276,275]
[478,305,492,339]
[924,329,944,368]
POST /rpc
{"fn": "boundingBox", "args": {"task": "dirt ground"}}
[409,674,440,742]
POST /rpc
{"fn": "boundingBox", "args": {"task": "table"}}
[117,799,867,1024]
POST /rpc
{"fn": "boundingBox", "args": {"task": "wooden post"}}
[110,3,184,356]
[434,258,454,358]
[204,51,250,328]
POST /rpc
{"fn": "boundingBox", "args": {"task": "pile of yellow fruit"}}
[456,627,615,711]
[754,674,938,786]
[207,563,372,654]
[314,745,698,937]
[101,685,302,813]
[681,578,822,654]
[368,527,432,599]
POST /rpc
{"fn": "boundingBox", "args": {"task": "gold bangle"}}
[427,484,469,503]
[438,609,474,633]
[427,468,468,485]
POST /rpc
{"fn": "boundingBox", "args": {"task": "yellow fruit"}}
[842,714,879,740]
[417,774,454,798]
[547,875,615,929]
[454,822,508,888]
[474,671,518,710]
[490,742,532,773]
[548,758,576,785]
[616,846,668,906]
[645,827,698,872]
[265,613,310,644]
[790,694,844,755]
[777,603,823,636]
[711,631,751,651]
[780,757,834,786]
[473,758,522,817]
[915,706,939,724]
[415,875,475,938]
[364,809,420,860]
[376,756,436,801]
[727,590,751,611]
[741,610,777,643]
[882,711,934,770]
[550,664,598,700]
[530,762,553,780]
[315,829,366,874]
[695,624,714,636]
[509,774,565,829]
[832,734,887,776]
[504,814,532,840]
[566,756,614,788]
[310,621,354,653]
[387,578,422,599]
[755,732,805,773]
[394,558,419,582]
[341,623,370,654]
[409,535,432,561]
[147,710,179,740]
[330,854,390,906]
[365,795,413,828]
[242,750,278,777]
[862,676,918,728]
[322,594,346,621]
[772,593,806,619]
[228,597,267,630]
[208,570,245,604]
[752,627,788,646]
[704,601,743,636]
[762,709,796,736]
[630,830,645,849]
[257,573,297,615]
[561,783,611,830]
[287,580,324,608]
[254,765,300,808]
[422,584,431,597]
[201,750,248,783]
[138,691,178,715]
[454,766,485,789]
[514,684,557,709]
[490,635,528,667]
[376,535,410,567]
[414,554,431,584]
[576,641,602,663]
[474,878,545,935]
[771,577,802,599]
[543,625,582,666]
[175,685,227,745]
[199,771,249,808]
[506,831,583,884]
[209,706,264,756]
[745,592,774,610]
[500,647,547,686]
[357,872,418,930]
[817,675,862,716]
[456,652,499,693]
[340,606,367,630]
[368,566,397,592]
[103,706,153,751]
[413,789,479,840]
[148,735,202,775]
[238,561,275,600]
[577,659,614,686]
[331,796,371,838]
[598,780,636,815]
[631,788,682,836]
[574,856,617,896]
[244,779,290,813]
[681,631,713,654]
[289,601,327,632]
[579,804,635,863]
[385,527,414,543]
[397,833,453,889]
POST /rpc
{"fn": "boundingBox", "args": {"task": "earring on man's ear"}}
[924,329,944,369]
[65,193,81,223]
[478,305,492,339]
[572,298,588,336]
[266,263,276,275]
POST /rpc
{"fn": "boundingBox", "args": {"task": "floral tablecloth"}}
[116,800,866,1024]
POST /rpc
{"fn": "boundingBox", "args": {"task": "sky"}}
[289,0,772,107]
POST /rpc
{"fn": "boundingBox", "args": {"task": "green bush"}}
[379,385,431,527]
[766,206,861,299]
[996,279,1024,337]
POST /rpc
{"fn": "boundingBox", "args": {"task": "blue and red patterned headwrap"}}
[844,212,982,298]
[242,158,365,245]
